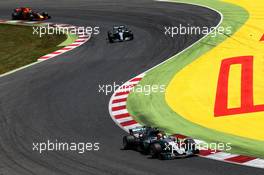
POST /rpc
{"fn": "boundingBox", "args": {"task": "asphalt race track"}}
[0,0,263,174]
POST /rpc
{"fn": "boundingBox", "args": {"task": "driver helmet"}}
[157,133,163,140]
[23,8,31,13]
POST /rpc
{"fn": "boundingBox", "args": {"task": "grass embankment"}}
[0,24,66,74]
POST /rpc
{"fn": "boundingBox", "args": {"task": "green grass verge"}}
[58,33,78,47]
[0,24,67,74]
[127,0,264,158]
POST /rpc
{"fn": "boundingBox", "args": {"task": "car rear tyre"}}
[42,12,48,16]
[123,135,135,150]
[108,36,114,43]
[42,12,51,19]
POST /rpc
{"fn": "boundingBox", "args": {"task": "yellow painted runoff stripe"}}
[166,0,264,141]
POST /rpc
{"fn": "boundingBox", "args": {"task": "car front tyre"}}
[150,143,162,158]
[12,13,18,20]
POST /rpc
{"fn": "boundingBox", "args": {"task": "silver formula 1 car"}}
[123,126,199,160]
[108,25,134,43]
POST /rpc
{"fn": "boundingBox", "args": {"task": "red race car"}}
[12,7,51,21]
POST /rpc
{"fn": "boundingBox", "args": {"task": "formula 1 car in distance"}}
[123,126,199,160]
[12,7,51,21]
[107,25,134,43]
